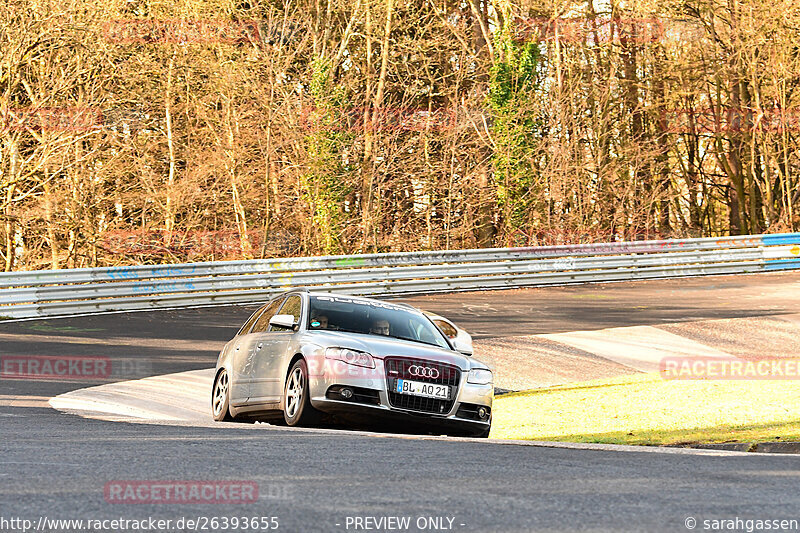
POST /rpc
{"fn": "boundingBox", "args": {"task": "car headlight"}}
[467,368,493,385]
[325,347,375,368]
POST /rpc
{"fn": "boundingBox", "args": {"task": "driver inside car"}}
[310,314,329,329]
[369,319,390,336]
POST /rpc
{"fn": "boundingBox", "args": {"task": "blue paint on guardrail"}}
[107,265,198,280]
[106,266,139,280]
[765,259,800,271]
[762,233,800,246]
[130,281,198,294]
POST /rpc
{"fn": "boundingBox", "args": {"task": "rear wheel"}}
[283,359,320,426]
[212,369,233,421]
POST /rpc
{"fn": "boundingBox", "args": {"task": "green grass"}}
[490,373,800,445]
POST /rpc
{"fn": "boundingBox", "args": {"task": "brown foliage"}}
[1,0,799,270]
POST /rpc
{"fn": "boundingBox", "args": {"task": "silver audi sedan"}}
[211,289,493,437]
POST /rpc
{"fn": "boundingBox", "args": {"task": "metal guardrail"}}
[0,233,799,319]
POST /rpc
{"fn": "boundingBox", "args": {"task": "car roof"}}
[297,290,422,312]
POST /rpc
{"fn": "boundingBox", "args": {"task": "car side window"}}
[434,319,458,339]
[250,298,284,334]
[237,306,267,336]
[270,295,302,332]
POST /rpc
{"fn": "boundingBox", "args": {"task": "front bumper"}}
[309,356,493,435]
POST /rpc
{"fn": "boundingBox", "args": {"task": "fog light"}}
[340,387,354,399]
[477,407,488,419]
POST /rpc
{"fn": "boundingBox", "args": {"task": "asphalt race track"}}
[3,272,800,532]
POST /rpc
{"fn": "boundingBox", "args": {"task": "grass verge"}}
[490,373,800,445]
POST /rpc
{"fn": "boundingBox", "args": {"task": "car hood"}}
[301,331,488,371]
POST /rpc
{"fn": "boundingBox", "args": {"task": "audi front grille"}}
[384,357,461,415]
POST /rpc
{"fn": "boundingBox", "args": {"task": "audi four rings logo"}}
[408,365,440,379]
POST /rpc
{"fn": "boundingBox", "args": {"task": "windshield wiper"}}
[319,327,446,349]
[320,327,363,335]
[382,333,444,348]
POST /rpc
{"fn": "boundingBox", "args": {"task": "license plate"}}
[396,379,450,400]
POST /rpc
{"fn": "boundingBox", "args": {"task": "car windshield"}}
[307,296,450,349]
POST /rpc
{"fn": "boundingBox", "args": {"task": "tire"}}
[212,369,234,422]
[283,359,320,426]
[475,425,491,439]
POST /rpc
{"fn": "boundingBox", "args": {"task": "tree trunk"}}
[3,185,14,272]
[43,179,59,269]
[164,52,176,238]
[361,0,393,251]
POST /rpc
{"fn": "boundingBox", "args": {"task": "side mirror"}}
[453,337,473,356]
[269,314,297,330]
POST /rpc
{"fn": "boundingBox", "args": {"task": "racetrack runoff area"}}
[5,271,800,533]
[19,270,800,449]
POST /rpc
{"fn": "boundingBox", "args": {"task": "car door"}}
[226,304,268,405]
[248,294,304,404]
[232,298,283,404]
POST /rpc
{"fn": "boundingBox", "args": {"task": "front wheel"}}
[283,359,320,426]
[212,369,233,421]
